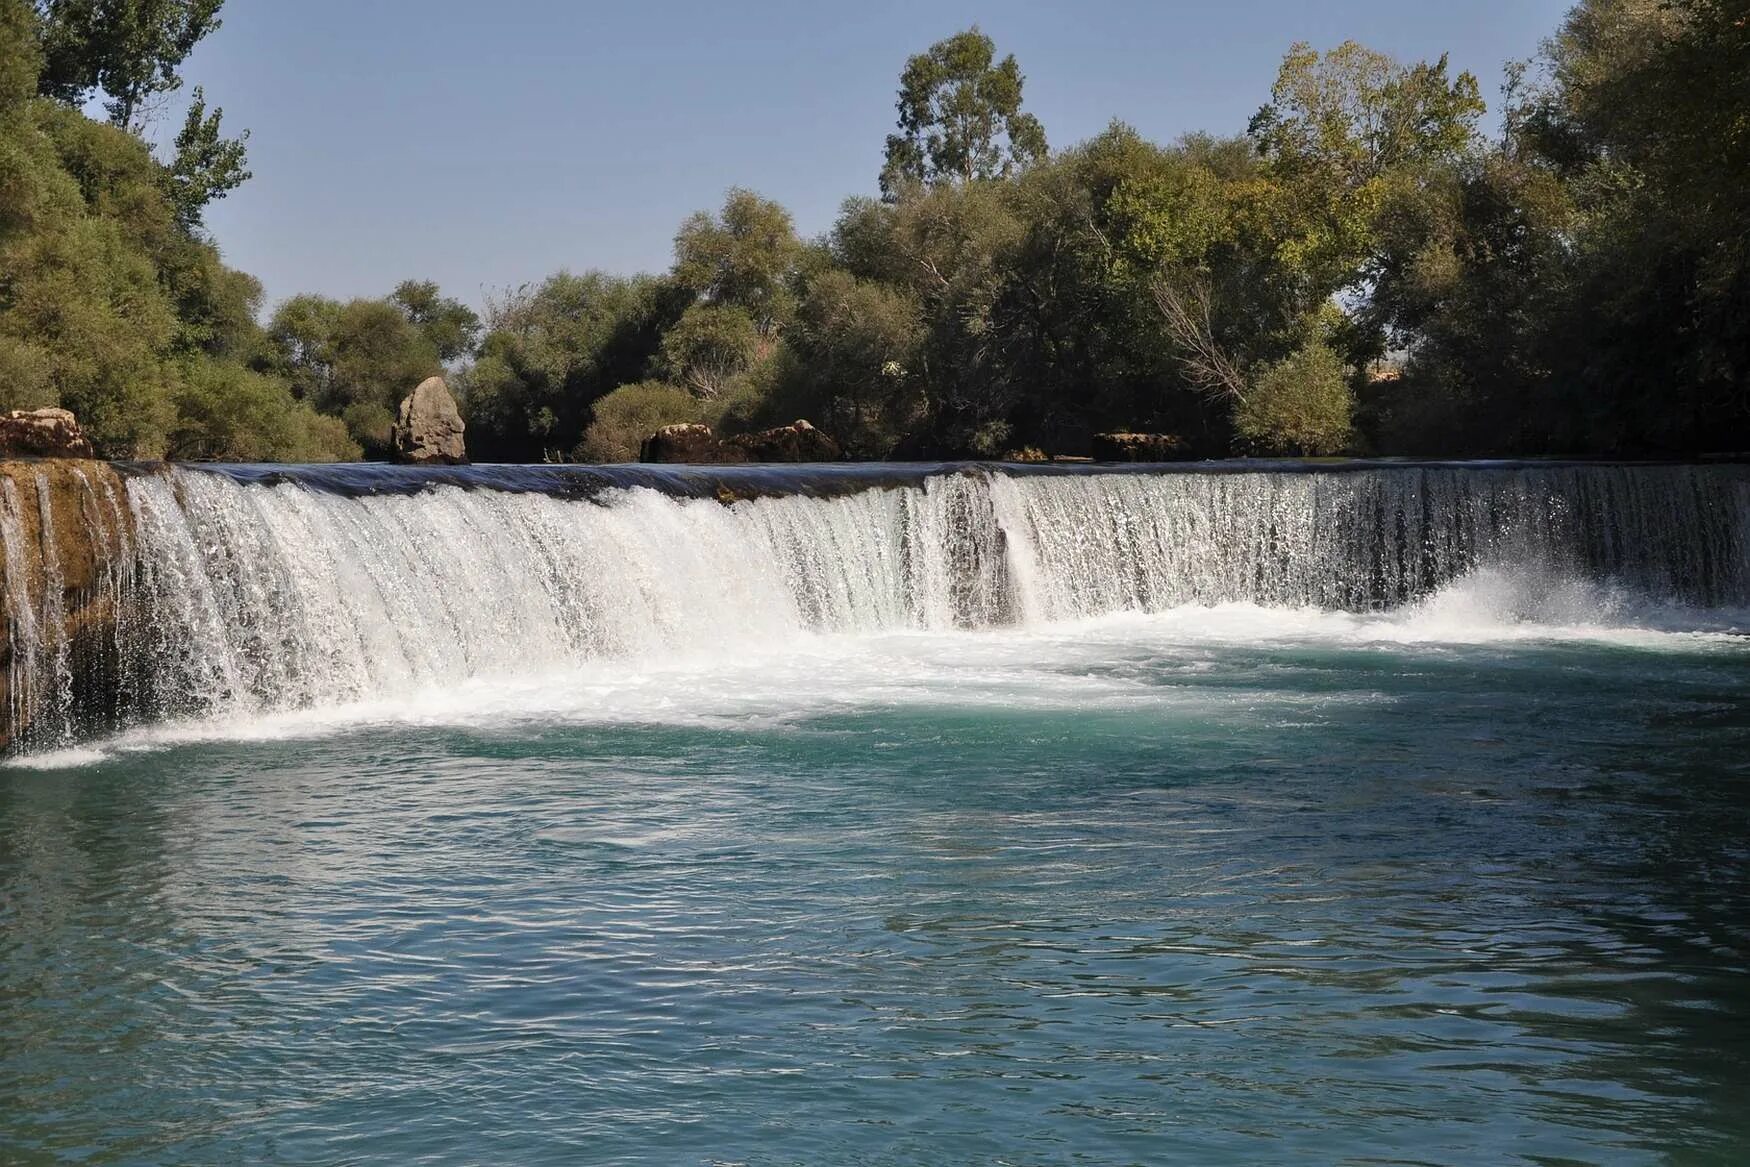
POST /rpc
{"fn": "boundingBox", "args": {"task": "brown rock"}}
[640,424,747,464]
[1090,432,1194,462]
[0,408,96,459]
[391,376,468,465]
[727,420,844,463]
[0,460,137,752]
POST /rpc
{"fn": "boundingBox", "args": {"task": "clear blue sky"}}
[166,0,1572,312]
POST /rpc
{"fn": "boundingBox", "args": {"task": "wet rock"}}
[1091,432,1194,462]
[391,376,468,465]
[640,424,747,464]
[727,420,844,463]
[0,408,96,459]
[0,460,138,752]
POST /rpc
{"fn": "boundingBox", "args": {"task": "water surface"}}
[4,599,1748,1164]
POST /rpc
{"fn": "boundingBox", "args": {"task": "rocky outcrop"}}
[641,420,846,464]
[0,408,96,458]
[728,420,844,463]
[640,424,748,464]
[1091,432,1194,462]
[391,376,468,465]
[0,460,138,751]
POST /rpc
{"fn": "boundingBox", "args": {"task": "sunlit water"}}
[4,581,1749,1165]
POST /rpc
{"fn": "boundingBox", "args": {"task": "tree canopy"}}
[1,2,1745,463]
[881,28,1047,196]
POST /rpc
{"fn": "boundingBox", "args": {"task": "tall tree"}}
[162,84,247,228]
[34,0,224,129]
[1248,41,1485,300]
[880,27,1047,197]
[672,188,803,336]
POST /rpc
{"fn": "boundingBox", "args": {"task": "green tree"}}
[672,188,802,335]
[880,27,1046,196]
[778,269,924,456]
[459,271,686,461]
[167,358,359,461]
[34,0,224,129]
[390,278,481,362]
[1,0,40,111]
[263,292,440,455]
[162,84,247,228]
[1248,41,1485,298]
[657,303,762,399]
[834,179,1028,454]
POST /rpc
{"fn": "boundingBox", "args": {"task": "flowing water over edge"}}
[2,460,1747,756]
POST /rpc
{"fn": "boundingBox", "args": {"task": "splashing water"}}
[1,461,1746,754]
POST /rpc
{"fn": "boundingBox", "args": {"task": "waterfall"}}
[1,461,1746,751]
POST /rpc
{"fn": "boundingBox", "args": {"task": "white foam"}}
[14,582,1744,768]
[4,462,1746,760]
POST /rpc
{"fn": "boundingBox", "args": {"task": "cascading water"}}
[0,460,1746,752]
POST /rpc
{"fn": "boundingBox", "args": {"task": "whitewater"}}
[5,460,1747,761]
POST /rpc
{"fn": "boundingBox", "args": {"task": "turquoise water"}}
[4,603,1749,1165]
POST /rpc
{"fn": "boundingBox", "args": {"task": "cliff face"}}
[0,460,138,753]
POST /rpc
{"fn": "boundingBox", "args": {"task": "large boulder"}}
[728,420,844,463]
[0,408,95,458]
[640,424,747,464]
[391,376,468,465]
[1091,432,1194,462]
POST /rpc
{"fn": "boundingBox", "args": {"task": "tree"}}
[167,358,359,461]
[1250,42,1485,190]
[834,179,1028,454]
[458,271,686,461]
[880,27,1046,196]
[778,269,924,456]
[263,292,440,455]
[1248,41,1485,299]
[1,0,40,111]
[657,303,762,399]
[391,278,481,362]
[162,85,247,228]
[672,188,802,335]
[34,0,225,130]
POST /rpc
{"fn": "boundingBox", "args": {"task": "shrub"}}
[167,360,361,462]
[576,381,704,463]
[341,401,396,458]
[1233,340,1354,455]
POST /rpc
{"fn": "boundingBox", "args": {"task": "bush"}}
[1233,340,1354,455]
[0,335,54,411]
[576,381,704,463]
[167,360,362,462]
[341,401,396,457]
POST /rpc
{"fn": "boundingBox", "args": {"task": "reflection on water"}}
[2,621,1748,1165]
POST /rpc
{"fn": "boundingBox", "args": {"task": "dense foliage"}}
[1,6,1744,462]
[0,0,350,459]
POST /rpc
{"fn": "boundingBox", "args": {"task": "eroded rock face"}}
[0,460,137,752]
[0,408,96,459]
[639,424,748,464]
[1091,432,1194,462]
[391,377,468,465]
[728,420,844,463]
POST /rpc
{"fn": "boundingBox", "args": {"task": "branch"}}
[1151,270,1248,404]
